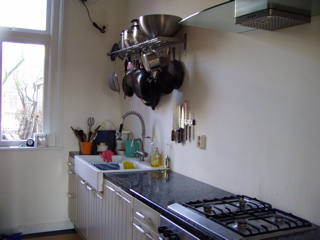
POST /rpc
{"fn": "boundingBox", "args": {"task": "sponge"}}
[122,161,135,169]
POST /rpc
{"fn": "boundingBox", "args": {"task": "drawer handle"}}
[133,223,145,234]
[86,185,92,191]
[67,162,74,166]
[145,232,153,239]
[67,193,75,198]
[136,211,152,221]
[80,180,86,185]
[106,185,115,192]
[68,170,75,174]
[97,194,103,199]
[115,191,131,204]
[135,211,146,219]
[133,224,154,240]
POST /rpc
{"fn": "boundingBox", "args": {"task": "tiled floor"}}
[22,231,82,240]
[23,233,82,240]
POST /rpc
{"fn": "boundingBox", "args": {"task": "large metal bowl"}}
[139,14,182,39]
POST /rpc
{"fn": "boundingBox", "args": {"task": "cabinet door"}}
[76,176,88,238]
[67,168,77,223]
[132,218,160,240]
[86,185,96,240]
[104,180,133,240]
[75,174,105,240]
[67,156,77,223]
[96,191,105,240]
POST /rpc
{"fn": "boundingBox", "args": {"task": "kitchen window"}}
[0,0,64,147]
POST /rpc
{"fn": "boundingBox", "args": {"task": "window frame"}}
[0,0,64,148]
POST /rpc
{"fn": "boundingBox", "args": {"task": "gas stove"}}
[168,195,315,239]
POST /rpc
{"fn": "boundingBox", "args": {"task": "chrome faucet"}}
[131,138,148,160]
[116,111,148,161]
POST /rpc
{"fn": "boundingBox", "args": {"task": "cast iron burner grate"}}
[181,195,313,238]
[182,195,272,218]
[213,208,313,237]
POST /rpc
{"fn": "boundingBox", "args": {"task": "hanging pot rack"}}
[107,36,184,58]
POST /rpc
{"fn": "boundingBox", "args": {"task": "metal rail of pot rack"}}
[107,35,186,58]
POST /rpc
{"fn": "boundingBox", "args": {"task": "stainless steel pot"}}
[141,50,161,72]
[123,28,133,48]
[131,19,148,45]
[120,30,125,49]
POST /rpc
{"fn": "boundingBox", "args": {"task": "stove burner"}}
[273,214,284,224]
[234,219,247,231]
[203,204,212,213]
[238,199,247,210]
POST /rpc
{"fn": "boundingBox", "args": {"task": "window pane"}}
[0,0,47,31]
[1,42,45,141]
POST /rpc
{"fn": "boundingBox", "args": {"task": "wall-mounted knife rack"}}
[172,100,196,144]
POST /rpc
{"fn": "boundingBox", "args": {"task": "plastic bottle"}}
[150,136,161,167]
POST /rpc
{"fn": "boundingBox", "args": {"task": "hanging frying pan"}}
[155,47,175,95]
[168,46,184,89]
[140,79,160,110]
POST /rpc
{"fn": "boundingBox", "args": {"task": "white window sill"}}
[0,146,63,151]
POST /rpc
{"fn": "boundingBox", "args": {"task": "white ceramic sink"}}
[74,155,165,191]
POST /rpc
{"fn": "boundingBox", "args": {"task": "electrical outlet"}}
[197,135,206,149]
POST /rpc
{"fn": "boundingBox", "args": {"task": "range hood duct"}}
[235,0,312,31]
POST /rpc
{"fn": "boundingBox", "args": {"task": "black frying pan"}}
[122,78,134,97]
[168,47,184,89]
[141,80,160,110]
[122,59,133,98]
[155,47,175,95]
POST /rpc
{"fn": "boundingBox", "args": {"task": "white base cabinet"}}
[69,157,161,240]
[75,175,106,240]
[104,180,133,240]
[67,156,77,224]
[76,175,89,239]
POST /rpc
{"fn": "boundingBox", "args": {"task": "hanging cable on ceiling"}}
[81,0,106,33]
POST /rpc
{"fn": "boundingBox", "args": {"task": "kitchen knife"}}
[181,105,184,143]
[184,101,188,141]
[177,105,182,143]
[171,106,176,141]
[189,111,192,141]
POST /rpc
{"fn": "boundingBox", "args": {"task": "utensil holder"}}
[80,142,92,155]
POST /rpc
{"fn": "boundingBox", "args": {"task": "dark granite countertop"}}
[104,170,320,240]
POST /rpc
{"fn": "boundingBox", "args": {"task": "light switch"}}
[197,135,206,149]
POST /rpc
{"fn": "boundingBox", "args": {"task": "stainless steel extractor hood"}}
[180,0,319,33]
[235,0,312,31]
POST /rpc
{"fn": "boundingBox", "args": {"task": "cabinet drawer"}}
[68,156,75,172]
[132,217,160,240]
[133,198,160,232]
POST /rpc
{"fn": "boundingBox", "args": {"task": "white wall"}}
[1,0,319,235]
[0,0,126,234]
[123,1,320,226]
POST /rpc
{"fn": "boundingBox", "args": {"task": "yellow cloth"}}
[123,161,135,169]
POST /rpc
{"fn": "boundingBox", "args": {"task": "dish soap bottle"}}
[150,136,161,167]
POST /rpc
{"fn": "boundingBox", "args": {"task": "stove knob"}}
[163,229,173,237]
[169,233,180,240]
[158,226,167,233]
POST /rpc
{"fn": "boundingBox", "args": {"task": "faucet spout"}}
[132,138,148,161]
